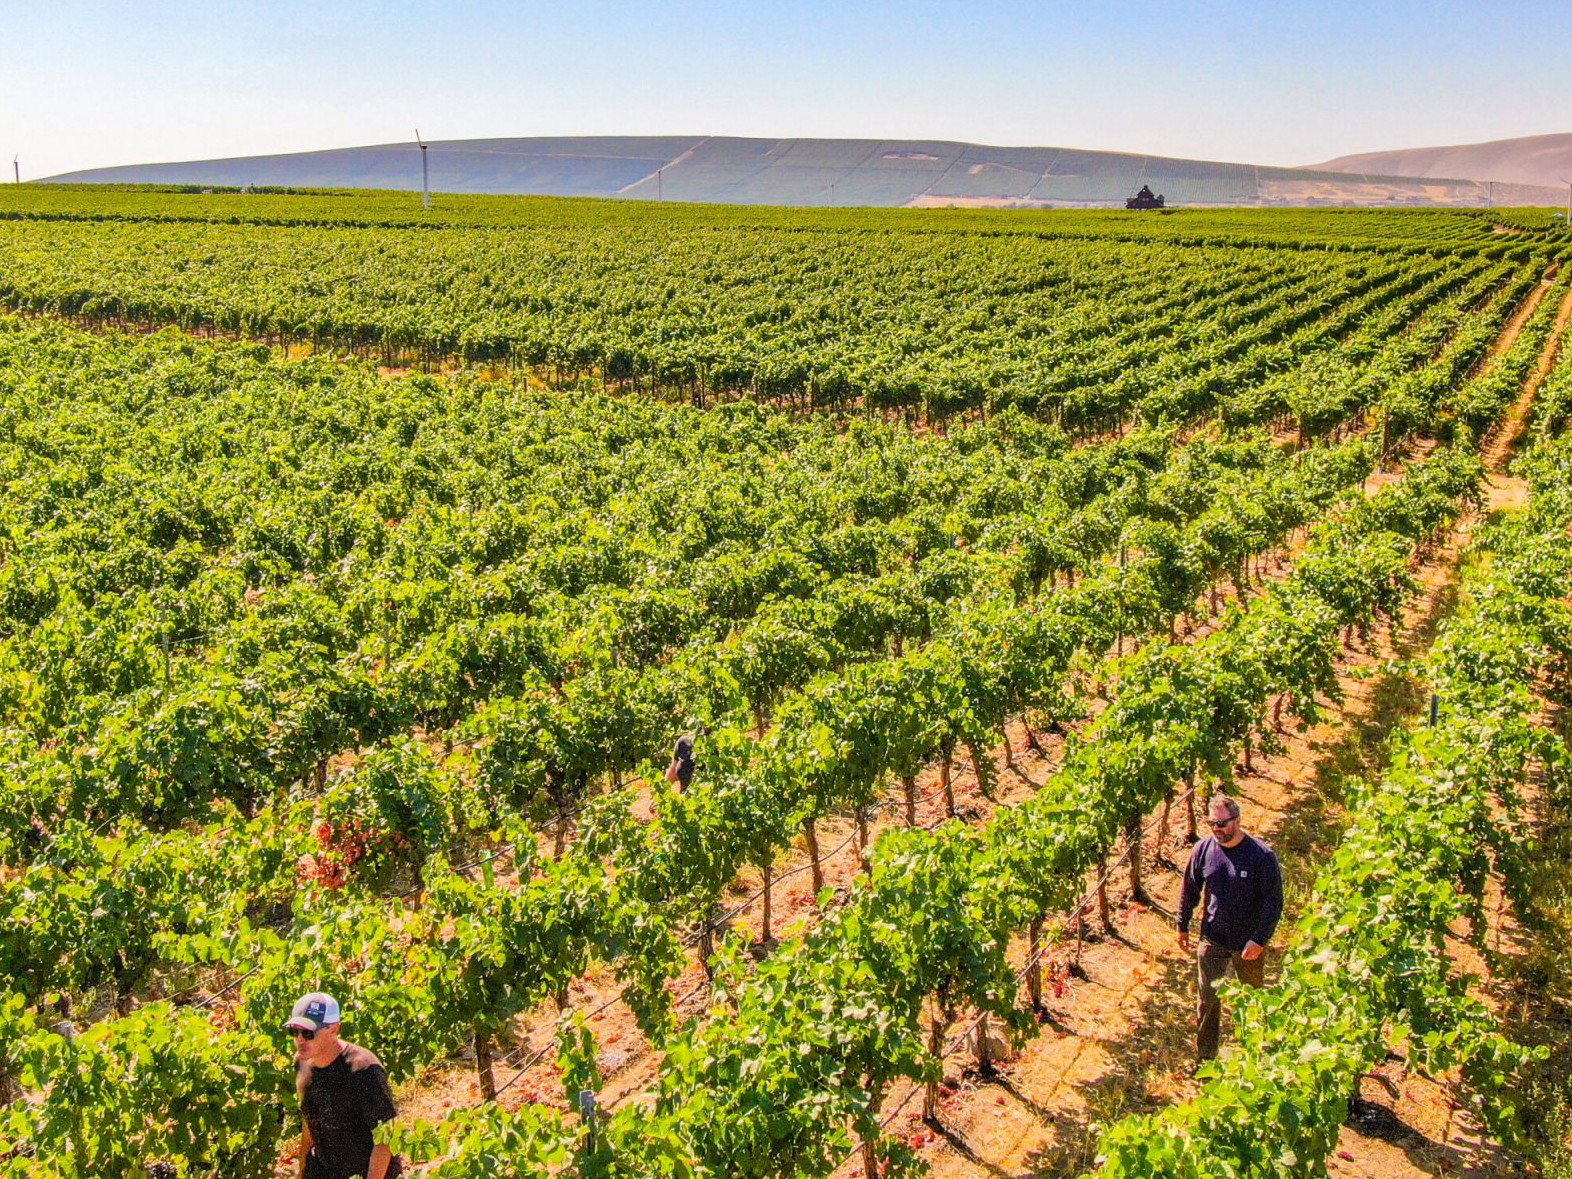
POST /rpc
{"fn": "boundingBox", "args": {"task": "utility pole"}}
[11,156,17,184]
[658,167,663,202]
[415,129,429,210]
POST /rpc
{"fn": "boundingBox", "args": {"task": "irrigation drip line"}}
[703,812,867,932]
[492,1042,556,1098]
[832,781,1200,1173]
[939,782,1198,1058]
[495,973,644,1073]
[699,749,1028,935]
[490,965,715,1105]
[698,757,1001,935]
[193,964,261,1009]
[487,793,926,1102]
[1026,784,1197,972]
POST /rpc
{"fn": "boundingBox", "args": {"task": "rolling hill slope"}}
[1313,132,1572,191]
[41,135,1562,207]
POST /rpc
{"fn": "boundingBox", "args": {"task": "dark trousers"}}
[1196,939,1264,1060]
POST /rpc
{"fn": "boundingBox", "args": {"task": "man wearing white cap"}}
[284,992,401,1179]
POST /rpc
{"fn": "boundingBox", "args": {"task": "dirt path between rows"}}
[1486,262,1560,361]
[406,442,1435,1127]
[381,270,1572,1156]
[269,267,1572,1169]
[1324,265,1572,1179]
[878,272,1572,1179]
[889,500,1468,1179]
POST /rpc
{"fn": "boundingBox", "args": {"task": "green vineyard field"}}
[1,188,1571,1179]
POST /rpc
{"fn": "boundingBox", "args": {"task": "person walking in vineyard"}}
[1177,794,1282,1062]
[666,732,696,791]
[285,992,402,1179]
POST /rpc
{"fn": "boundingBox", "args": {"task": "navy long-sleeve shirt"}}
[1178,832,1282,952]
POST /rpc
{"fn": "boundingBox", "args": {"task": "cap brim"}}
[282,1018,320,1032]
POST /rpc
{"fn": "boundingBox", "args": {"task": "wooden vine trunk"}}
[861,1082,885,1179]
[475,1031,497,1101]
[1126,809,1146,902]
[923,1016,948,1121]
[1027,917,1044,1009]
[968,742,994,801]
[803,818,824,895]
[553,796,570,859]
[759,860,772,943]
[940,752,955,818]
[903,775,917,826]
[1022,722,1044,755]
[1097,850,1113,932]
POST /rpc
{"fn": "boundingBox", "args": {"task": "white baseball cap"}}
[282,992,341,1032]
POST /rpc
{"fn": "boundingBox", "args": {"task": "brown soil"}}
[1486,262,1559,362]
[871,506,1469,1179]
[100,267,1566,1171]
[394,477,1377,1131]
[1321,273,1572,1179]
[863,269,1572,1179]
[383,271,1572,1158]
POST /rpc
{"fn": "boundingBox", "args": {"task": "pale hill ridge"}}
[1312,132,1572,191]
[42,135,1561,208]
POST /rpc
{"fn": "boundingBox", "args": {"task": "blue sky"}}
[6,0,1568,179]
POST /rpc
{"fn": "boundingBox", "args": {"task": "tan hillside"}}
[1313,131,1572,190]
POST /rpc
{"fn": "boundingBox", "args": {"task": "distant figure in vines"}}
[285,992,402,1179]
[666,732,697,792]
[1177,794,1283,1062]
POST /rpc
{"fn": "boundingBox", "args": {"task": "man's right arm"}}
[1177,841,1203,946]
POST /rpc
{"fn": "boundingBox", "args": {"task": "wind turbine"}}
[416,130,429,210]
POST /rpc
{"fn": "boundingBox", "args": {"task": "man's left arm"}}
[1248,848,1284,954]
[359,1064,398,1179]
[365,1144,392,1179]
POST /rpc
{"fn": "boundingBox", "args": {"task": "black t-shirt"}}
[672,734,695,786]
[298,1042,402,1179]
[1177,833,1283,953]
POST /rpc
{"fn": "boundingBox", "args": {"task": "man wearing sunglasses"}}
[1177,795,1282,1062]
[284,993,401,1179]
